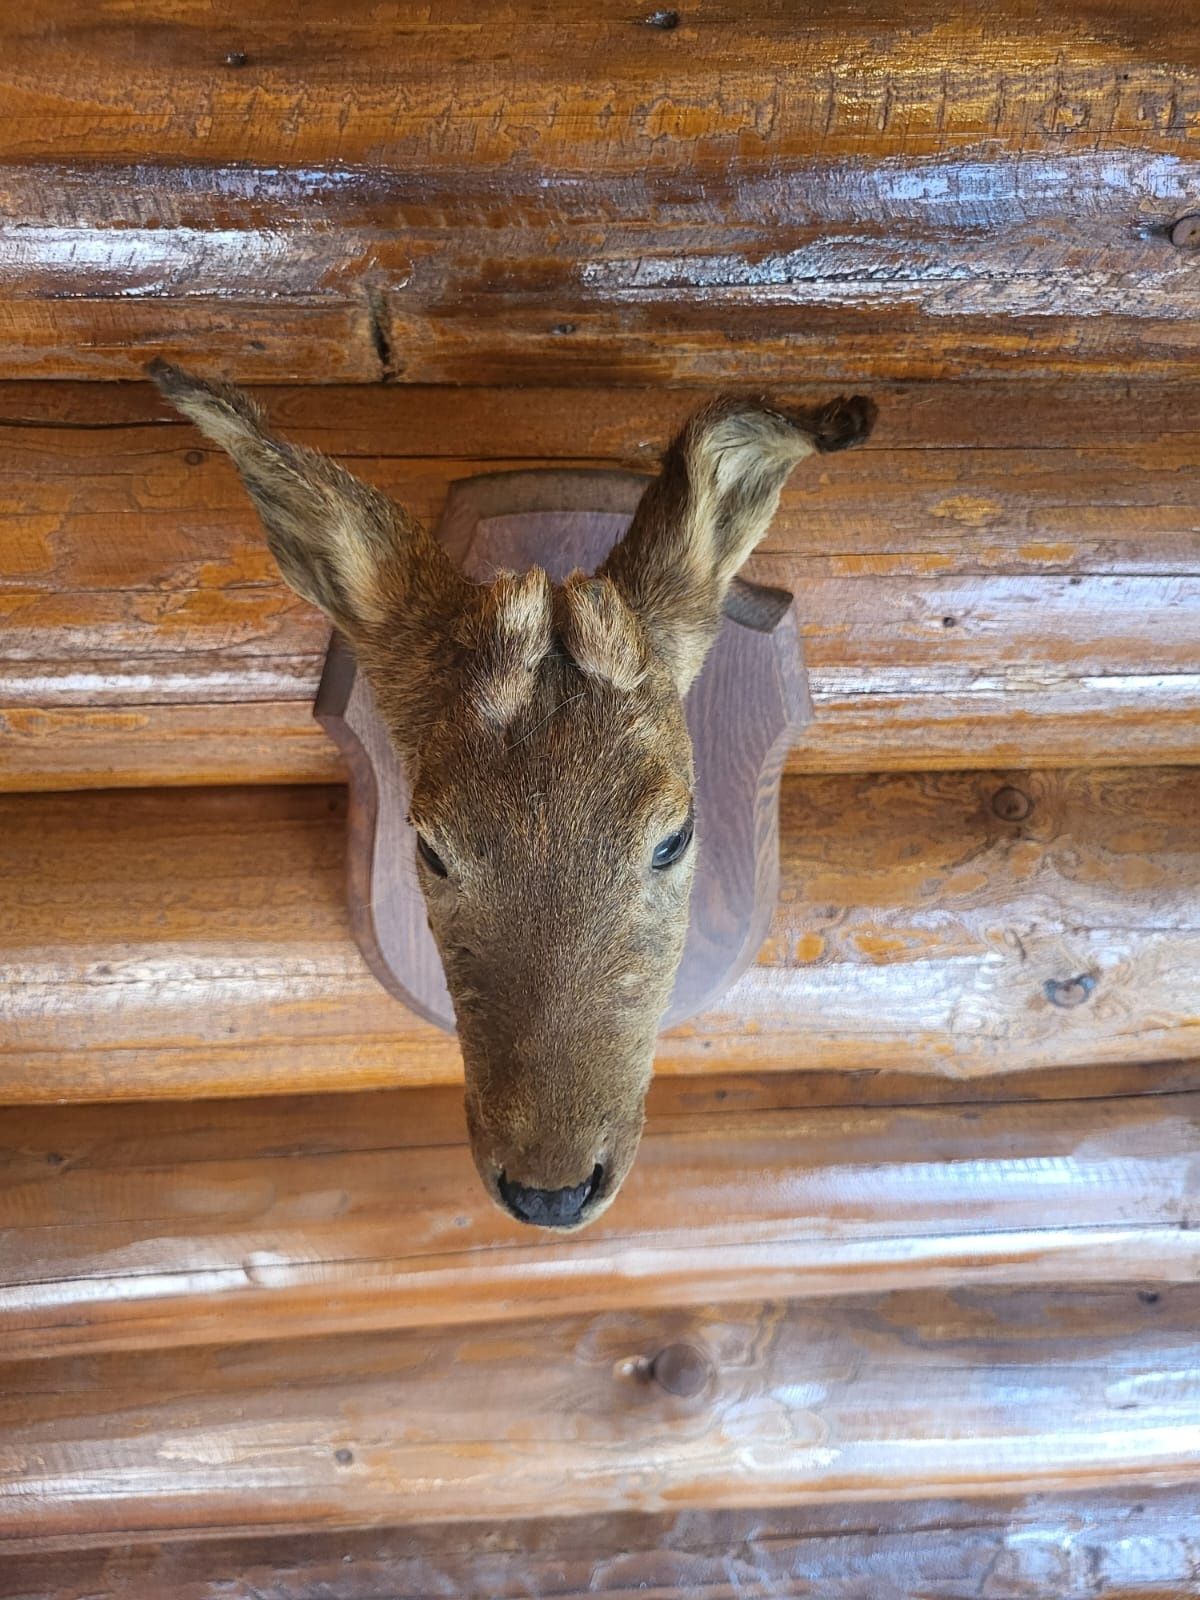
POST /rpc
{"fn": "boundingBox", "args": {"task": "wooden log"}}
[0,299,381,384]
[3,1285,1199,1549]
[1,3,1199,379]
[8,1491,1199,1600]
[3,195,1199,383]
[1,768,1197,1101]
[0,702,346,790]
[1,1082,1198,1361]
[4,380,1199,790]
[3,1,1199,168]
[5,374,1199,448]
[5,224,1200,385]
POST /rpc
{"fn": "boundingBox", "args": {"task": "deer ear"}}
[601,395,875,692]
[148,360,467,641]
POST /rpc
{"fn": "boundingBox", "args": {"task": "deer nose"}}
[498,1164,603,1228]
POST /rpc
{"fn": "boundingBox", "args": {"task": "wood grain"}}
[4,180,1200,385]
[8,1491,1199,1600]
[1,768,1196,1101]
[3,1286,1199,1549]
[5,375,1198,446]
[3,0,1198,1566]
[2,1083,1197,1361]
[4,379,1198,791]
[1,4,1199,379]
[0,298,380,384]
[3,1,1198,167]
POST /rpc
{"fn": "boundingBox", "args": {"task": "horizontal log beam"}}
[4,380,1199,789]
[4,1,1198,167]
[2,1082,1197,1361]
[1,151,1198,382]
[1,1,1199,379]
[9,1491,1200,1600]
[5,1,1200,167]
[3,1284,1198,1549]
[2,768,1197,1101]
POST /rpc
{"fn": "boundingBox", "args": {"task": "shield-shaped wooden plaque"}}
[316,470,812,1031]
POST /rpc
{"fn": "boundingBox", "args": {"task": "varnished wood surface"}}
[3,1286,1198,1549]
[9,1491,1199,1600]
[2,1082,1197,1361]
[5,162,1200,386]
[1,4,1199,380]
[1,769,1197,1101]
[4,380,1199,791]
[4,1,1199,1566]
[5,0,1197,166]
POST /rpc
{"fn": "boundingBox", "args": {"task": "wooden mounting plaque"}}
[316,471,812,1031]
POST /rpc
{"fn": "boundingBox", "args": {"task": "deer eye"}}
[651,814,694,871]
[416,834,449,878]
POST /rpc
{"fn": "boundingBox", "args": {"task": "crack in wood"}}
[364,285,397,384]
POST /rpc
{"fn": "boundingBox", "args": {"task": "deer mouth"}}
[497,1163,606,1229]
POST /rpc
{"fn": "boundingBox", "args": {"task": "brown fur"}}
[150,361,875,1227]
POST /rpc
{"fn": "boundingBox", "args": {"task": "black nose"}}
[498,1165,603,1228]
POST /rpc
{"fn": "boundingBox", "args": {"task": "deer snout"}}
[498,1163,604,1229]
[463,1067,649,1230]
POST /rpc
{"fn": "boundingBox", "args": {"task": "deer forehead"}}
[405,565,685,786]
[451,568,653,731]
[410,659,692,856]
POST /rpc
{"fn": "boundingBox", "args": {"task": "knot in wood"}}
[650,1342,713,1398]
[992,785,1032,822]
[1044,974,1096,1009]
[1170,214,1200,250]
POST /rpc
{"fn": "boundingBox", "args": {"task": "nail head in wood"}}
[649,1342,713,1398]
[992,785,1033,822]
[1044,974,1097,1009]
[1170,214,1200,249]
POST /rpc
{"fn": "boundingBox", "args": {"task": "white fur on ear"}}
[471,568,555,727]
[561,575,648,693]
[684,409,817,589]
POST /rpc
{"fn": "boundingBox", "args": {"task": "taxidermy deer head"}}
[151,361,874,1230]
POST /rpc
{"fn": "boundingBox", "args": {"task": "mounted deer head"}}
[151,361,874,1229]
